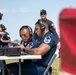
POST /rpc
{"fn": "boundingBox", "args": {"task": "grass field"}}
[52,58,60,75]
[6,58,60,75]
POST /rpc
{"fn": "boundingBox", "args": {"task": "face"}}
[40,13,47,19]
[0,27,2,32]
[20,28,30,42]
[35,24,42,37]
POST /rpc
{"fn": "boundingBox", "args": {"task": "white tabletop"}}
[0,55,42,60]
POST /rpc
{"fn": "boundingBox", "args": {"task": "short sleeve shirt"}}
[36,32,57,67]
[20,38,38,48]
[0,32,10,47]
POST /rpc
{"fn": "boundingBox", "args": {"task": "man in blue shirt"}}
[10,20,57,75]
[7,25,38,75]
[16,25,38,64]
[34,9,59,42]
[19,25,37,48]
[0,24,11,75]
[0,24,11,48]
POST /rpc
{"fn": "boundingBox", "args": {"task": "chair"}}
[43,42,60,75]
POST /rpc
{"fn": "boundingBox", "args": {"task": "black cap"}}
[40,9,47,15]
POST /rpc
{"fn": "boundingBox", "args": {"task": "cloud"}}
[0,9,7,14]
[12,7,33,13]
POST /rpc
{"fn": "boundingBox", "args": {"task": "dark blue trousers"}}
[10,62,52,75]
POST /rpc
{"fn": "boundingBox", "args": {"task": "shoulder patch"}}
[7,34,10,37]
[44,36,51,44]
[26,42,34,48]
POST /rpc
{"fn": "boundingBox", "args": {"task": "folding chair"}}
[43,42,60,75]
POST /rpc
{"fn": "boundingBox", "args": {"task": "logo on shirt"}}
[44,36,51,44]
[26,42,33,48]
[7,34,10,37]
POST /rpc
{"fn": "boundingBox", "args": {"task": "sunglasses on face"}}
[20,34,26,37]
[40,13,46,15]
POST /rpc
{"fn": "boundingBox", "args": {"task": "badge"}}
[44,36,51,44]
[26,42,33,48]
[7,34,10,37]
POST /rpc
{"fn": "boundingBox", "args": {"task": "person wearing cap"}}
[34,9,59,42]
[36,9,59,43]
[59,7,76,75]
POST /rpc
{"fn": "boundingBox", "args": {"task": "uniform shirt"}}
[20,37,38,63]
[20,37,38,48]
[40,19,59,42]
[0,32,10,48]
[34,31,57,67]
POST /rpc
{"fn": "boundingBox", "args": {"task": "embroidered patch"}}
[7,34,10,37]
[26,42,33,48]
[44,36,51,44]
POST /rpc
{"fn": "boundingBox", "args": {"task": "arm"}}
[24,43,51,56]
[0,32,11,43]
[0,38,11,43]
[0,32,5,35]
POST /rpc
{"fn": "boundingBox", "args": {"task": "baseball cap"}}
[40,9,47,15]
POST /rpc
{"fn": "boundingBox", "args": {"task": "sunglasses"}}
[40,13,46,15]
[20,34,26,37]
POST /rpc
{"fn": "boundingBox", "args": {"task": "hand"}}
[9,46,14,48]
[25,47,31,51]
[24,47,34,54]
[14,44,25,50]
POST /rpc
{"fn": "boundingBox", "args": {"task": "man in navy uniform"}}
[19,25,37,49]
[15,25,38,63]
[0,24,11,48]
[0,24,11,75]
[8,25,38,75]
[40,9,59,42]
[34,9,59,42]
[10,20,57,75]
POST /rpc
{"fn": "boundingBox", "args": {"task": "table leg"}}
[2,60,5,75]
[19,59,21,75]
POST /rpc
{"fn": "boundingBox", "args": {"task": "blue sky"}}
[0,0,76,41]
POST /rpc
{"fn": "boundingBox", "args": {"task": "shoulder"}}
[46,19,53,24]
[20,40,24,44]
[44,36,52,44]
[43,32,57,46]
[5,32,11,38]
[31,38,37,44]
[43,32,52,43]
[3,32,9,36]
[44,32,56,42]
[28,38,38,48]
[46,19,54,27]
[5,32,9,35]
